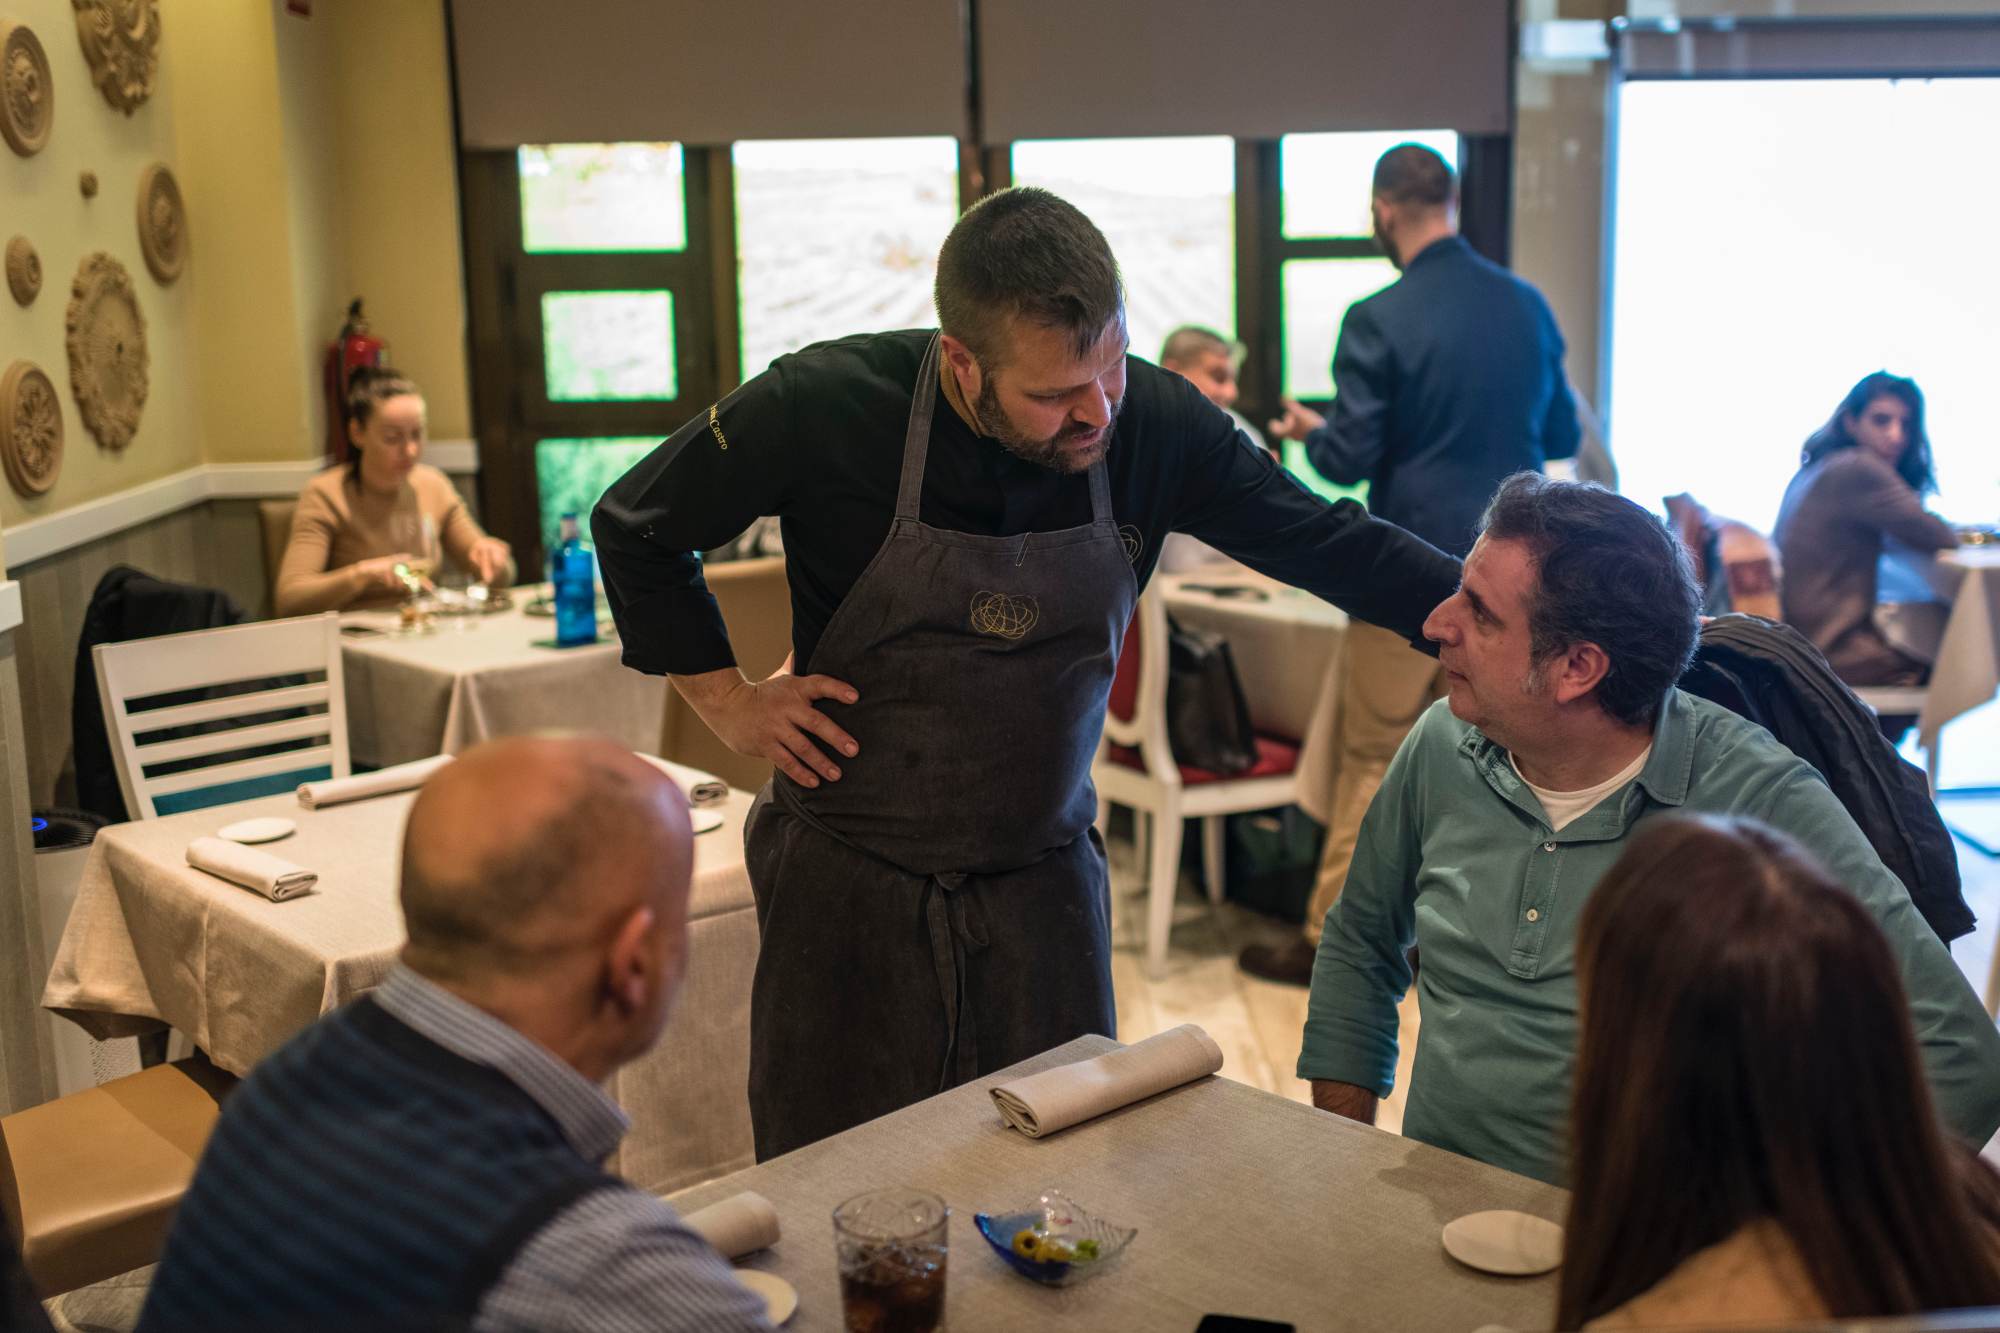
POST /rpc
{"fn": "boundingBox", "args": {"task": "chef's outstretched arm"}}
[592,367,859,787]
[1165,380,1461,646]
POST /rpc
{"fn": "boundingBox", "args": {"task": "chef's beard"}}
[973,374,1121,474]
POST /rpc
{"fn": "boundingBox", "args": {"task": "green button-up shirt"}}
[1299,689,2000,1185]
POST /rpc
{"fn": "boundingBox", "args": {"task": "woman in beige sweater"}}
[276,368,512,615]
[1558,815,2000,1330]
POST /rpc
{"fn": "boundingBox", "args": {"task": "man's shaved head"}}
[399,735,692,986]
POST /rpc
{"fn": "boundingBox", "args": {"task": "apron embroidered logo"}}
[969,590,1038,640]
[1118,524,1143,564]
[706,404,729,450]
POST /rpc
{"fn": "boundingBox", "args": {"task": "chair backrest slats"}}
[93,613,350,819]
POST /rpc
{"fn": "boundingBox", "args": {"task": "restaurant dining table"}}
[40,778,761,1195]
[1876,545,2000,764]
[1158,570,1350,822]
[339,590,669,769]
[670,1033,1566,1332]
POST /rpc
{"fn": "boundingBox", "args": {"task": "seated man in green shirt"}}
[1299,472,2000,1185]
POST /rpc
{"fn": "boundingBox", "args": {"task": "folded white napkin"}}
[991,1024,1224,1138]
[638,755,731,806]
[187,837,317,901]
[298,755,454,809]
[683,1191,781,1259]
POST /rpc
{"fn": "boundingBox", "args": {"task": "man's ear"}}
[1554,641,1613,706]
[939,333,982,394]
[605,905,657,1015]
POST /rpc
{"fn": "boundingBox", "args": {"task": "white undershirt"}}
[1510,745,1652,833]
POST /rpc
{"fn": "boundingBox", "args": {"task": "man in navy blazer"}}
[1247,144,1580,986]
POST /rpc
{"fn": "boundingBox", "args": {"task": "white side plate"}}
[1441,1209,1563,1276]
[692,807,725,835]
[218,816,297,845]
[734,1269,797,1325]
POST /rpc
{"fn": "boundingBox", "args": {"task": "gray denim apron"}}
[744,334,1134,1159]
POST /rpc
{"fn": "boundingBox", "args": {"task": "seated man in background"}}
[1299,473,2000,1186]
[138,736,772,1333]
[1158,326,1272,573]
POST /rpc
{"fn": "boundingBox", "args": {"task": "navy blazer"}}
[1305,236,1579,558]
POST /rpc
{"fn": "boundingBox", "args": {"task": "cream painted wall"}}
[273,0,348,462]
[173,1,316,466]
[0,0,204,527]
[327,2,473,442]
[1,0,474,528]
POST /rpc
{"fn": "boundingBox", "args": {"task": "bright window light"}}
[1608,78,2000,529]
[1010,136,1236,365]
[733,137,960,377]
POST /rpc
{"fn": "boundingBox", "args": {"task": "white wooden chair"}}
[93,613,350,819]
[1852,685,1940,795]
[1094,585,1302,980]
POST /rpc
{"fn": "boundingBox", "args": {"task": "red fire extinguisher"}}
[324,298,387,464]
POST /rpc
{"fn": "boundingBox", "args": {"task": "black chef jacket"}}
[593,329,1460,677]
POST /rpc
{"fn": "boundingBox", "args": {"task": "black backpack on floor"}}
[1678,614,1972,944]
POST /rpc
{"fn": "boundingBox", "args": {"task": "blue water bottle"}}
[550,513,599,647]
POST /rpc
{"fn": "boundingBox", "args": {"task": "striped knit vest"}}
[137,997,615,1333]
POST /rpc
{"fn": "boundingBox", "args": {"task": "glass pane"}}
[518,143,687,253]
[1281,258,1396,400]
[1282,438,1369,510]
[1281,130,1460,240]
[542,290,677,401]
[1010,136,1235,367]
[535,438,660,552]
[732,137,960,376]
[1610,76,2000,531]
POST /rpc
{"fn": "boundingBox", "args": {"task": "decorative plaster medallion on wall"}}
[136,163,185,283]
[72,0,157,116]
[1,361,66,497]
[78,168,96,197]
[6,236,41,306]
[66,252,148,453]
[0,20,54,157]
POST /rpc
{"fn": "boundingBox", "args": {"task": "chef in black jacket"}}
[594,187,1459,1159]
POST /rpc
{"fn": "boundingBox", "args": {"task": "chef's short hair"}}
[1372,144,1457,210]
[935,187,1124,370]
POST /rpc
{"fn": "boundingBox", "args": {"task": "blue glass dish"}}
[973,1190,1136,1287]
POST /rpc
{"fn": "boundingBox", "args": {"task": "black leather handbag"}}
[1165,617,1258,776]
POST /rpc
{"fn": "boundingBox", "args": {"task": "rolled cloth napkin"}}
[638,755,730,806]
[682,1191,781,1258]
[298,755,454,809]
[991,1024,1225,1138]
[187,837,317,901]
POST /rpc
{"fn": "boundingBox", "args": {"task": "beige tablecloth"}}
[42,786,760,1194]
[341,598,670,768]
[1920,548,2000,753]
[1160,572,1350,821]
[671,1034,1566,1332]
[1159,572,1347,742]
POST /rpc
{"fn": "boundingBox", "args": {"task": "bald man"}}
[139,737,772,1333]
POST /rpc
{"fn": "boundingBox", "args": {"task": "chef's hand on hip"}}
[671,666,860,788]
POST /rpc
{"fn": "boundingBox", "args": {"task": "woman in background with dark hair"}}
[277,368,512,615]
[1558,814,2000,1329]
[1774,371,1957,687]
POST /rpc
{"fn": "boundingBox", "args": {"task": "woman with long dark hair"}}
[1774,371,1957,687]
[1558,814,2000,1329]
